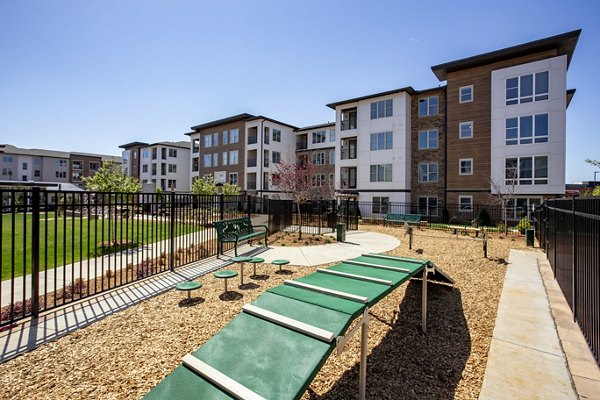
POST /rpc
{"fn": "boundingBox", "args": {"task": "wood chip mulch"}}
[0,226,537,399]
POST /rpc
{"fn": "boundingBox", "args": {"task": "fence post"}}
[345,198,350,228]
[219,193,225,221]
[31,187,41,318]
[169,189,175,271]
[572,197,577,322]
[247,194,251,219]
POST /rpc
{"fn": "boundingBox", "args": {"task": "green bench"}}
[383,213,422,226]
[214,217,268,256]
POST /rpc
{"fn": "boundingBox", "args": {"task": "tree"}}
[82,161,142,193]
[272,159,323,239]
[489,168,518,235]
[191,176,241,195]
[585,159,600,196]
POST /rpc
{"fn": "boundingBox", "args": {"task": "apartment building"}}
[137,141,190,191]
[0,144,120,187]
[327,88,413,210]
[119,141,147,180]
[431,29,580,215]
[295,123,336,195]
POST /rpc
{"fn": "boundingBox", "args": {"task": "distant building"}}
[0,144,121,188]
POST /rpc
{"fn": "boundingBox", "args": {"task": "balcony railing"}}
[341,119,357,131]
[248,136,258,145]
[247,181,257,190]
[296,141,308,150]
[247,159,257,167]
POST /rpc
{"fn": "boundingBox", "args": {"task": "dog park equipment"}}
[146,253,453,400]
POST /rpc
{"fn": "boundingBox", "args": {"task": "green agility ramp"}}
[145,254,452,400]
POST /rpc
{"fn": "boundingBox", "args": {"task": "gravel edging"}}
[0,226,536,399]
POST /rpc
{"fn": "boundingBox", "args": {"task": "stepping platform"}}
[175,281,202,302]
[146,254,453,400]
[213,270,238,294]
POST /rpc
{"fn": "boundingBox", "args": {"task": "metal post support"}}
[31,187,41,318]
[169,190,176,271]
[572,197,577,323]
[219,193,225,221]
[359,315,369,400]
[345,198,350,228]
[422,266,428,334]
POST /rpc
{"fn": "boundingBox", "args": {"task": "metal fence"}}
[0,188,255,327]
[535,197,600,364]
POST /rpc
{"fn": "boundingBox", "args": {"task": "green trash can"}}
[336,223,346,242]
[526,229,535,247]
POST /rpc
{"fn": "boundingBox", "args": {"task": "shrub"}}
[516,217,532,233]
[474,209,491,227]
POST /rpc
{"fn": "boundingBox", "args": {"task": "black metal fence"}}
[0,188,254,327]
[535,197,600,364]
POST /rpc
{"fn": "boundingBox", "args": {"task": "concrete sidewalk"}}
[479,250,600,399]
[0,230,399,363]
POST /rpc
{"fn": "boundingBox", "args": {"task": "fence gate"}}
[339,198,359,230]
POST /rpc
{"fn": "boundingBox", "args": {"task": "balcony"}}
[247,127,258,145]
[341,139,357,160]
[340,167,357,189]
[247,158,257,167]
[247,181,257,190]
[341,108,357,131]
[296,134,308,150]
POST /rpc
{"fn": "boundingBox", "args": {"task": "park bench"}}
[447,225,481,237]
[214,217,268,256]
[383,213,422,226]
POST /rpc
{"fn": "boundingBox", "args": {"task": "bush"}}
[515,217,532,233]
[474,209,491,227]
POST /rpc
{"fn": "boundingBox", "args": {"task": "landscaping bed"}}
[0,226,535,399]
[267,231,335,247]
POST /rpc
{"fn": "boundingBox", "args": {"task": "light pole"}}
[594,171,600,187]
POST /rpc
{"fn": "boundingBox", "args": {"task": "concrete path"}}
[479,249,600,399]
[0,230,399,363]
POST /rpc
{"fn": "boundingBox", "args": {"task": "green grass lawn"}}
[1,214,201,280]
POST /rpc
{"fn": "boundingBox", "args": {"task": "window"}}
[89,162,99,171]
[264,127,270,144]
[459,196,473,211]
[230,129,239,143]
[505,197,542,221]
[212,132,218,147]
[192,158,199,172]
[418,96,438,117]
[459,85,473,103]
[192,140,199,153]
[57,159,67,167]
[223,130,229,145]
[312,174,325,187]
[161,147,167,160]
[72,161,83,170]
[372,197,390,214]
[505,114,549,145]
[418,197,438,216]
[312,130,326,144]
[168,164,177,173]
[204,135,212,148]
[263,150,269,167]
[34,158,41,166]
[152,164,157,175]
[418,163,438,182]
[370,131,393,151]
[229,172,238,185]
[229,150,238,165]
[329,129,335,142]
[370,99,393,119]
[213,153,218,167]
[459,158,473,175]
[505,156,548,185]
[222,152,228,166]
[72,172,83,181]
[272,151,281,164]
[203,154,212,168]
[418,130,438,149]
[3,156,13,163]
[273,129,281,142]
[313,152,326,165]
[460,121,473,139]
[1,168,11,175]
[506,71,549,105]
[142,164,148,173]
[341,108,357,130]
[329,150,335,165]
[370,164,392,182]
[34,170,41,177]
[161,163,167,175]
[152,148,157,159]
[22,162,28,170]
[168,149,177,157]
[55,171,66,178]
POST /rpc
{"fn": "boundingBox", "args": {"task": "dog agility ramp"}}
[145,254,450,400]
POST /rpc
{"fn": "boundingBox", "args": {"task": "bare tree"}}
[489,167,518,235]
[272,158,322,239]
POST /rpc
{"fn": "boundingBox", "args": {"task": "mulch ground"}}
[267,231,336,246]
[0,225,536,399]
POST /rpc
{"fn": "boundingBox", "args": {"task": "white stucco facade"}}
[490,55,567,195]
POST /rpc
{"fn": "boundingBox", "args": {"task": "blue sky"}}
[1,0,598,182]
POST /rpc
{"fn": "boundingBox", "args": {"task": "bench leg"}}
[234,243,238,257]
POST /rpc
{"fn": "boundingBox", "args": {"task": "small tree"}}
[191,176,241,195]
[489,168,518,235]
[272,159,322,239]
[586,159,600,196]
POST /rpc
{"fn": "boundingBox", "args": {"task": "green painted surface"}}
[252,292,353,337]
[267,285,364,318]
[146,312,334,400]
[352,255,427,273]
[249,257,264,263]
[231,256,252,262]
[213,270,237,279]
[175,281,202,291]
[295,273,389,307]
[271,259,289,265]
[328,263,411,285]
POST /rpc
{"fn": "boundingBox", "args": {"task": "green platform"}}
[146,253,453,400]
